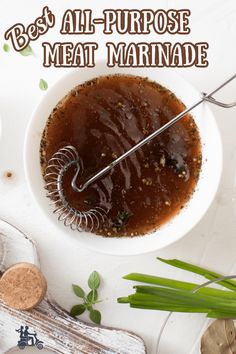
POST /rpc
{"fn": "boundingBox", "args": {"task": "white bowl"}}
[24,62,222,256]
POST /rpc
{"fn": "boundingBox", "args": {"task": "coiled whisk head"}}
[44,146,107,232]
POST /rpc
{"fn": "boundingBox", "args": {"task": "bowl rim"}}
[24,62,223,256]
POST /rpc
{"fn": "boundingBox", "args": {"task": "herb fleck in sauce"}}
[41,75,202,237]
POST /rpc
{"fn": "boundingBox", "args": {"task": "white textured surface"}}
[0,0,236,353]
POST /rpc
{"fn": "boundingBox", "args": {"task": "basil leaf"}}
[39,78,48,91]
[87,290,98,303]
[89,309,101,324]
[3,43,10,52]
[88,271,100,290]
[20,45,33,56]
[72,284,85,298]
[70,304,85,317]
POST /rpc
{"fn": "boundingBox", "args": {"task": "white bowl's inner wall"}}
[24,63,222,255]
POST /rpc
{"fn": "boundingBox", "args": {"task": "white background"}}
[0,0,236,353]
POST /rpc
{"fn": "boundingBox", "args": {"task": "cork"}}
[0,262,47,310]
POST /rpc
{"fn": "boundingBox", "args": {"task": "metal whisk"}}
[45,74,236,232]
[44,146,107,231]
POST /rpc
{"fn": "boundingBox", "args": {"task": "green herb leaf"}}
[112,210,131,228]
[3,43,10,52]
[89,309,101,324]
[87,290,98,303]
[72,284,85,298]
[39,78,48,91]
[20,45,33,56]
[71,271,103,323]
[88,271,100,290]
[70,304,86,317]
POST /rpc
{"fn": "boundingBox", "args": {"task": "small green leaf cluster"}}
[70,271,102,325]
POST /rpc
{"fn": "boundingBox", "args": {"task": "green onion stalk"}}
[117,258,236,319]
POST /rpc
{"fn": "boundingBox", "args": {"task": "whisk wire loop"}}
[44,145,107,232]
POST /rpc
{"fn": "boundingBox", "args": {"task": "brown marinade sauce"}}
[40,75,202,237]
